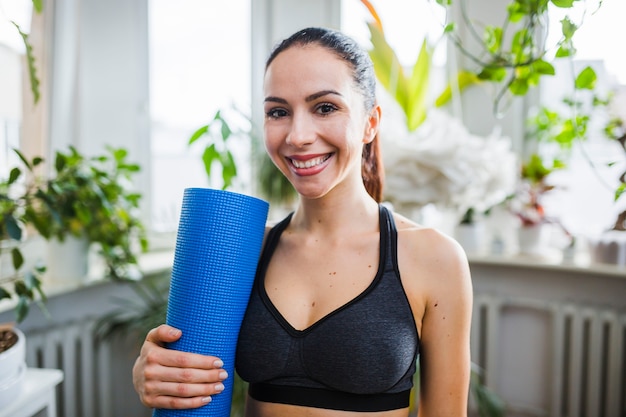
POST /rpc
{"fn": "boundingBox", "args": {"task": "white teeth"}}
[291,155,329,169]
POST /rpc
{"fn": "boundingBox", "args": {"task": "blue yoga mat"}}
[154,188,269,417]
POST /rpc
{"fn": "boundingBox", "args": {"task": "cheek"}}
[263,125,284,164]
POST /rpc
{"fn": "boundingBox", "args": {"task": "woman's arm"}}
[133,324,229,409]
[399,227,473,417]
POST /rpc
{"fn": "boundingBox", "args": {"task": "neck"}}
[290,185,379,234]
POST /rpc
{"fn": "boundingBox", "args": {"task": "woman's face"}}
[263,44,379,201]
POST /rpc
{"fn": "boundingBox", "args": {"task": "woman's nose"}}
[286,111,316,148]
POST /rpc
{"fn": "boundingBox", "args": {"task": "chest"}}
[264,235,379,330]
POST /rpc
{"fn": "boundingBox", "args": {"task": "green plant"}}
[1,145,148,321]
[22,146,149,279]
[0,164,47,323]
[360,0,434,132]
[188,109,241,191]
[190,107,297,207]
[435,0,599,114]
[3,0,43,105]
[601,99,626,230]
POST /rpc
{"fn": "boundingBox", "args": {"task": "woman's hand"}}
[133,324,229,409]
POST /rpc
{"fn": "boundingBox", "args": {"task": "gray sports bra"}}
[235,205,420,412]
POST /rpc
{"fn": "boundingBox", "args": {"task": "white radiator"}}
[23,319,146,417]
[472,295,626,417]
[18,295,626,417]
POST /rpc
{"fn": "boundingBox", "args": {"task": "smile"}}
[289,154,332,169]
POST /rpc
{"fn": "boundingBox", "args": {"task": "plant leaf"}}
[406,40,431,131]
[11,247,24,270]
[359,0,384,32]
[435,70,481,107]
[575,66,597,90]
[188,125,209,145]
[615,183,626,202]
[32,0,43,13]
[4,215,23,240]
[11,22,40,104]
[202,144,219,179]
[0,287,11,301]
[551,0,575,8]
[367,22,410,114]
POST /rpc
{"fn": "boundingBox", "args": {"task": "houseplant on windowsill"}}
[0,154,46,409]
[0,152,47,323]
[588,93,626,265]
[23,146,149,282]
[508,153,568,256]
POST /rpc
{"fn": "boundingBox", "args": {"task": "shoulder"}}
[391,211,472,306]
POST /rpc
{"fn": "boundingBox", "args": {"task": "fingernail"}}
[201,396,212,403]
[214,383,224,392]
[219,371,228,380]
[169,328,181,337]
[213,359,223,368]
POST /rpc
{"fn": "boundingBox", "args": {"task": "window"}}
[148,0,251,232]
[340,0,447,104]
[0,0,31,178]
[540,1,626,237]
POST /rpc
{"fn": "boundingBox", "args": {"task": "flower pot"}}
[517,224,550,256]
[46,235,90,285]
[454,223,487,256]
[589,231,626,266]
[0,327,26,408]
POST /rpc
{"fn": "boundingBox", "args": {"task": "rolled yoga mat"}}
[154,188,269,417]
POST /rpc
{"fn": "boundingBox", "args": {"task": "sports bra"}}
[235,205,420,412]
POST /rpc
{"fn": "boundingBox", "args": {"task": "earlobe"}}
[363,105,382,144]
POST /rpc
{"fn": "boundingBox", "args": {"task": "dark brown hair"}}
[266,27,384,202]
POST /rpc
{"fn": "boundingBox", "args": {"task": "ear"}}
[363,104,381,144]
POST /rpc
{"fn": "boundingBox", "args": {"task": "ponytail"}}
[362,133,384,203]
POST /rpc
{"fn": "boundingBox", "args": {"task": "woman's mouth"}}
[287,153,333,175]
[290,154,331,168]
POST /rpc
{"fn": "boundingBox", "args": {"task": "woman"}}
[133,27,473,417]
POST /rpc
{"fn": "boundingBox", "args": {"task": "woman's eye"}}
[266,108,288,119]
[317,103,337,115]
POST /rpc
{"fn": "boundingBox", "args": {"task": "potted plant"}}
[0,152,47,323]
[22,146,149,281]
[587,94,626,265]
[0,155,45,409]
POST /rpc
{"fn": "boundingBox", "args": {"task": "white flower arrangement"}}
[381,107,517,221]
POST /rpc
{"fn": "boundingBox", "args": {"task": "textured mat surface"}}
[154,188,269,417]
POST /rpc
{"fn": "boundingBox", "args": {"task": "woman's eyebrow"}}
[264,96,287,104]
[305,90,342,102]
[264,90,343,104]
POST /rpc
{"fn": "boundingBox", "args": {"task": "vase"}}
[0,327,26,408]
[589,230,626,266]
[45,235,90,285]
[454,222,487,256]
[517,224,550,256]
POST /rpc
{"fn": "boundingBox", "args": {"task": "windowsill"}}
[0,249,175,316]
[2,246,624,317]
[468,251,626,279]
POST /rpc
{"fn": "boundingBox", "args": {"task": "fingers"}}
[146,324,183,345]
[141,370,229,409]
[133,325,230,409]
